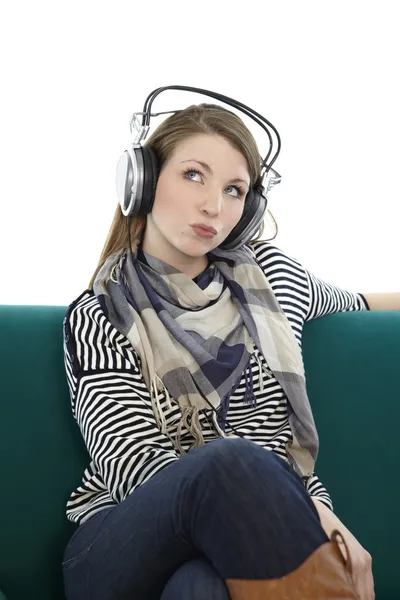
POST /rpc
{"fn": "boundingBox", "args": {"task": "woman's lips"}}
[191,225,217,238]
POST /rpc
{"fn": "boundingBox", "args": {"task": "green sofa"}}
[0,305,399,599]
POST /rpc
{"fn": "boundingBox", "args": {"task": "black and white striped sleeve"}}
[250,240,369,326]
[304,268,370,322]
[63,293,179,503]
[305,475,334,511]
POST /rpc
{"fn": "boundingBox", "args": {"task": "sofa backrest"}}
[0,305,399,599]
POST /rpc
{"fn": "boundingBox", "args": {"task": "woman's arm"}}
[305,474,333,511]
[304,269,369,321]
[72,369,180,503]
[249,241,369,328]
[311,497,375,600]
[64,295,180,503]
[362,292,400,311]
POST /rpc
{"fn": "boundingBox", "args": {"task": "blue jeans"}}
[62,438,328,599]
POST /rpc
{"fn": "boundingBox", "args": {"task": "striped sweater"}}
[63,240,369,524]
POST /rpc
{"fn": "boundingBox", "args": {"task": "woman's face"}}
[141,133,251,278]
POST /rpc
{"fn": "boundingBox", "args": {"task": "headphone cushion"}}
[220,187,266,250]
[237,187,258,230]
[141,146,160,213]
[243,187,255,212]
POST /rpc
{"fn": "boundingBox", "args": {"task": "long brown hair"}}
[88,103,278,289]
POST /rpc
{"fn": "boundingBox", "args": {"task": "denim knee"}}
[160,557,230,600]
[201,437,288,475]
[188,437,301,505]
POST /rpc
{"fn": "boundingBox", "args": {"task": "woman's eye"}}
[225,185,245,199]
[184,169,202,182]
[225,185,239,197]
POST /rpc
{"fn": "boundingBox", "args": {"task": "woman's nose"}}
[201,191,223,216]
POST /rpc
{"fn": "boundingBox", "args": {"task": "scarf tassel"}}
[176,406,208,455]
[151,374,228,453]
[151,375,167,434]
[262,361,273,383]
[243,353,274,406]
[243,357,257,408]
[212,410,229,439]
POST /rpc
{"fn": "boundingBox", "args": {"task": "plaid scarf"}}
[93,239,319,478]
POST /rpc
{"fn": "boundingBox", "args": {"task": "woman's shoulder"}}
[67,288,95,307]
[64,289,142,373]
[246,240,306,274]
[64,289,98,326]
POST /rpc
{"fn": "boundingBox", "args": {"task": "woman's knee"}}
[188,437,300,504]
[199,437,287,476]
[160,557,229,600]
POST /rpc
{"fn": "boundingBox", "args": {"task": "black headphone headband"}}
[142,86,281,173]
[115,85,282,251]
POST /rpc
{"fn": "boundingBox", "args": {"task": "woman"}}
[62,102,375,599]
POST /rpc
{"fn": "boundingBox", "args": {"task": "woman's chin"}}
[173,237,217,257]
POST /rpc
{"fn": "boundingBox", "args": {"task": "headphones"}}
[115,86,283,251]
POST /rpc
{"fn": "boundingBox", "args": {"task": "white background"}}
[1,0,399,306]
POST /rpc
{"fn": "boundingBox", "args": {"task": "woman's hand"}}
[311,497,375,600]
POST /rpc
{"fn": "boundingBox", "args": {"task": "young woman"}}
[62,102,376,599]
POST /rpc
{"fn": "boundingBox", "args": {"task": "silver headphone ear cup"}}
[115,147,144,217]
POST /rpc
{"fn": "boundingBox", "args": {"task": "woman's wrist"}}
[311,498,344,535]
[311,497,350,559]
